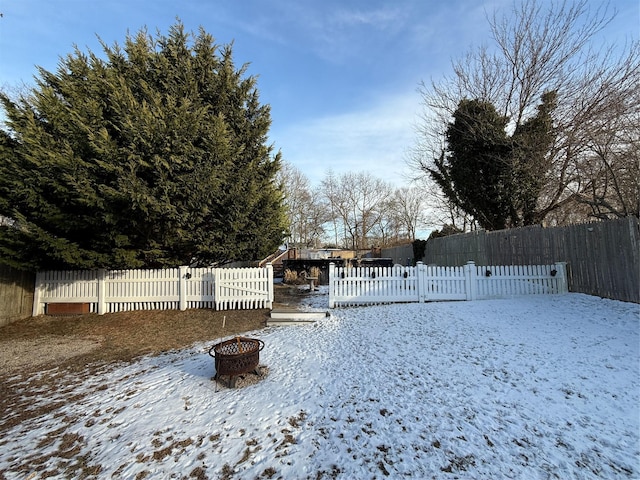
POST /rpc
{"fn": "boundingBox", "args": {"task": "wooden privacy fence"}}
[0,265,35,326]
[33,264,273,315]
[393,217,639,304]
[328,261,567,307]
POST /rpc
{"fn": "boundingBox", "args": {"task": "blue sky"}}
[0,0,638,187]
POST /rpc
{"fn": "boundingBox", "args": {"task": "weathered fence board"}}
[0,265,35,326]
[33,264,273,315]
[329,262,567,307]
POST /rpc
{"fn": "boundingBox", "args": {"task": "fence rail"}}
[33,264,273,315]
[329,261,567,307]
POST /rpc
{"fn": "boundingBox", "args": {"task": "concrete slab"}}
[267,309,330,326]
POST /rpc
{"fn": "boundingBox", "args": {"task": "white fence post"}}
[179,266,188,311]
[555,262,568,294]
[266,263,274,309]
[417,262,425,303]
[214,268,221,309]
[328,262,335,308]
[465,261,477,301]
[97,269,107,315]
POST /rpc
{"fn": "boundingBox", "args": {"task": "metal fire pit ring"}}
[209,337,265,388]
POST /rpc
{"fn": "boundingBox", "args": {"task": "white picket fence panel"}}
[329,261,567,307]
[473,264,562,298]
[421,265,468,301]
[329,265,420,305]
[213,266,274,310]
[33,264,273,315]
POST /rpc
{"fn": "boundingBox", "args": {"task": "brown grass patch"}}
[0,307,269,375]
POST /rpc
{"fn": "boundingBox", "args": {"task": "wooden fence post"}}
[179,266,188,311]
[555,262,568,294]
[266,263,273,309]
[97,269,107,315]
[328,262,335,308]
[32,272,43,316]
[465,261,477,301]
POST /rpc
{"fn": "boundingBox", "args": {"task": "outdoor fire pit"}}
[209,337,265,388]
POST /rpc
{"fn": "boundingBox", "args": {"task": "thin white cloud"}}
[272,89,421,187]
[330,7,406,29]
[223,2,411,64]
[313,6,409,63]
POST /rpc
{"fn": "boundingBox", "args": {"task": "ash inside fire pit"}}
[209,336,265,388]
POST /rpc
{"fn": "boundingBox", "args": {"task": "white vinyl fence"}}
[33,264,273,315]
[329,261,567,307]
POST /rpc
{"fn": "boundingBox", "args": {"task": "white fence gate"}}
[33,264,273,315]
[329,261,567,307]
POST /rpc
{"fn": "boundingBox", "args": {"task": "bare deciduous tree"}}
[554,51,640,220]
[411,0,639,226]
[277,162,328,247]
[390,186,428,241]
[321,171,393,250]
[369,197,400,247]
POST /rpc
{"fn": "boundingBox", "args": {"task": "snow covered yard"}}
[1,292,638,479]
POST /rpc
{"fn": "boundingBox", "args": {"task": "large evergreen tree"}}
[0,23,287,270]
[429,93,556,230]
[429,99,513,230]
[510,91,557,225]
